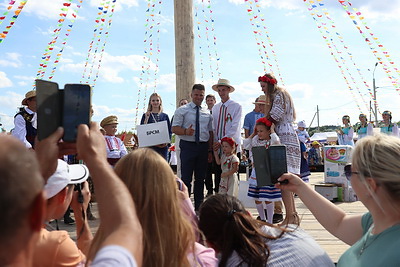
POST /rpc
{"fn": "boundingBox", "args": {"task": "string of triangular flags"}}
[305,0,364,113]
[194,0,221,83]
[244,0,285,86]
[338,0,399,91]
[0,1,28,44]
[90,0,117,89]
[309,0,370,113]
[135,0,163,125]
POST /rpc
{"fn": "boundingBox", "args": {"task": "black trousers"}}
[180,140,208,210]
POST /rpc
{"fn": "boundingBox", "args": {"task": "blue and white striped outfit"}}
[243,133,282,202]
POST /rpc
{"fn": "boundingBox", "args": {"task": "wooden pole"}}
[174,0,195,107]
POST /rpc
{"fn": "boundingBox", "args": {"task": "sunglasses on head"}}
[344,164,359,181]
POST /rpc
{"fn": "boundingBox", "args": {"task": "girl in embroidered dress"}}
[259,73,300,225]
[243,117,282,224]
[213,137,239,197]
[337,115,355,146]
[140,93,172,160]
[100,115,128,167]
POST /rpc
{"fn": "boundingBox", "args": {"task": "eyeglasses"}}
[344,164,359,181]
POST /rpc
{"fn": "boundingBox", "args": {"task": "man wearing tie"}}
[172,84,213,210]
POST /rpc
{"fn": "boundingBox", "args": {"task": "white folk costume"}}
[104,135,127,166]
[243,133,282,201]
[219,153,239,196]
[269,92,300,175]
[212,99,242,147]
[100,115,128,166]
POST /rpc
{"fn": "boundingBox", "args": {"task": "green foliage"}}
[308,125,338,136]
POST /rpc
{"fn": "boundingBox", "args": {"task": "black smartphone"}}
[62,84,91,142]
[268,145,288,184]
[36,79,62,141]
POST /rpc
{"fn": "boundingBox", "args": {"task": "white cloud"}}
[0,91,23,110]
[24,0,139,21]
[24,0,80,20]
[0,72,13,88]
[91,103,136,130]
[227,0,400,20]
[0,53,22,68]
[287,83,314,99]
[60,52,154,83]
[89,0,139,12]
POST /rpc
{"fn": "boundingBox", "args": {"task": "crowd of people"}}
[3,74,400,266]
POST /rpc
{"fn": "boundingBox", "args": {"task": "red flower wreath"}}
[221,137,236,148]
[258,75,277,85]
[256,117,273,127]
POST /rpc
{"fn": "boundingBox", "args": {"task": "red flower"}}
[256,117,272,127]
[258,75,277,85]
[221,137,236,148]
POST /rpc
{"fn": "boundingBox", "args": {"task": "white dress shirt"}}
[12,107,36,148]
[212,99,242,146]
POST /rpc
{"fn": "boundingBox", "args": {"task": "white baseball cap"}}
[297,120,307,128]
[44,159,89,199]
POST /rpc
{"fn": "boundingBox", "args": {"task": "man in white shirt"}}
[211,79,242,192]
[12,90,37,148]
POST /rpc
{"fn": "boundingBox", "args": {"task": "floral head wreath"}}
[258,75,277,85]
[256,117,272,127]
[221,137,236,147]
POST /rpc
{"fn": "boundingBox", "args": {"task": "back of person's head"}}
[352,134,400,202]
[0,135,44,265]
[198,194,270,267]
[114,148,195,267]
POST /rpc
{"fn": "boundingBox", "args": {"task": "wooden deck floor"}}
[60,171,367,263]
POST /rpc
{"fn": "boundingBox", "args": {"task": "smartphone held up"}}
[36,79,91,142]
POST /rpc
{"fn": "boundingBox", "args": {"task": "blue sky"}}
[0,0,399,132]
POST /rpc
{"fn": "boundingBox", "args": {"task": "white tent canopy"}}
[310,132,338,143]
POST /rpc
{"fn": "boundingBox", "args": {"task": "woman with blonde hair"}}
[277,133,400,266]
[140,93,172,159]
[258,73,300,225]
[88,148,217,266]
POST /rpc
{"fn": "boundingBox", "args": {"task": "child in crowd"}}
[308,141,322,165]
[243,117,281,224]
[100,115,128,166]
[213,137,239,197]
[296,121,310,182]
[296,120,310,144]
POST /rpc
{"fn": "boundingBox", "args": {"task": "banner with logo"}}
[136,120,170,148]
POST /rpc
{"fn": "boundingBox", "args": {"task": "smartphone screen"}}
[268,145,288,184]
[63,84,91,142]
[36,79,61,140]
